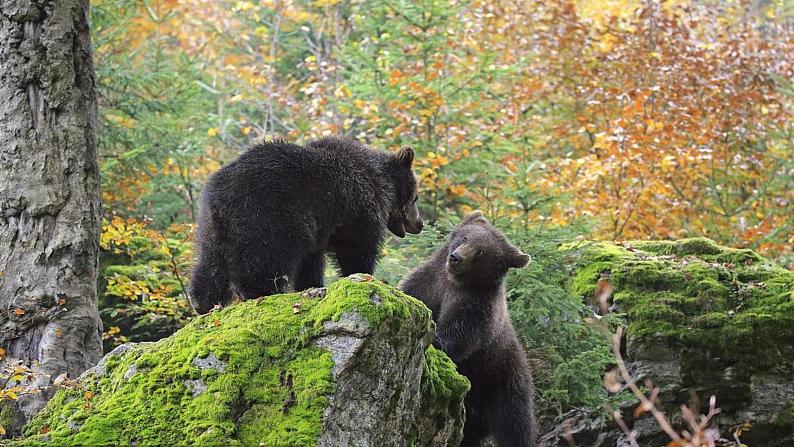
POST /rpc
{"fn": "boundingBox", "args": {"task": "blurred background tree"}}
[90,0,794,424]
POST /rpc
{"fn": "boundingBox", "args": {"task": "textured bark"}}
[0,0,102,435]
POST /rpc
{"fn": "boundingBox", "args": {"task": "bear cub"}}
[189,136,423,314]
[399,211,537,447]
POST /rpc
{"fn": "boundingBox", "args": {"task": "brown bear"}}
[399,211,537,447]
[188,136,423,314]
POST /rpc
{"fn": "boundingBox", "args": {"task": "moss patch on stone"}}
[421,346,470,404]
[570,238,794,414]
[407,346,469,446]
[14,278,439,447]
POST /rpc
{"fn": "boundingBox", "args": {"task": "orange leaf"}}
[13,308,26,316]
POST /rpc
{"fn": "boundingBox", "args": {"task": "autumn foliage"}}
[95,0,792,269]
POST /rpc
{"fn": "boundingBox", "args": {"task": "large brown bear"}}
[189,136,423,314]
[399,211,537,447]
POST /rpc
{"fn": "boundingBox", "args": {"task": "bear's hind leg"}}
[460,406,489,447]
[490,397,537,447]
[189,251,232,314]
[227,243,292,300]
[330,228,382,276]
[294,253,325,291]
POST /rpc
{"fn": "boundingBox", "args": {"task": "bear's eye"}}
[462,236,468,243]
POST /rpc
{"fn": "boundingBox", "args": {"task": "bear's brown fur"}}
[399,211,537,447]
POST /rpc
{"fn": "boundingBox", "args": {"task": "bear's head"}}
[386,146,423,238]
[445,211,530,285]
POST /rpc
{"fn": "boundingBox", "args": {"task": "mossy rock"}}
[570,238,794,445]
[10,278,469,447]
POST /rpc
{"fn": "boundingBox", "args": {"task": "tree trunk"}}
[0,0,102,436]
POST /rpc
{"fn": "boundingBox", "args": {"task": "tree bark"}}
[0,0,102,436]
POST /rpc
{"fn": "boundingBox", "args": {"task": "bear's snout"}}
[447,244,475,274]
[405,218,423,234]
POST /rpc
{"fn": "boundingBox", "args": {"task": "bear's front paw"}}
[301,287,327,299]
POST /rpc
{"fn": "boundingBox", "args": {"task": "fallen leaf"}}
[634,400,653,418]
[603,368,622,392]
[594,272,614,315]
[13,308,26,316]
[213,319,221,327]
[53,373,68,386]
[292,302,302,314]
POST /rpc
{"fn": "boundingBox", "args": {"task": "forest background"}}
[91,0,793,424]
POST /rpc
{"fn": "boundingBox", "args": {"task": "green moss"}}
[422,346,470,402]
[409,346,469,446]
[14,279,437,447]
[631,237,722,256]
[572,237,794,378]
[101,355,120,374]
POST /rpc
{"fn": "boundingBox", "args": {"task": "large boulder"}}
[542,238,794,446]
[11,277,469,446]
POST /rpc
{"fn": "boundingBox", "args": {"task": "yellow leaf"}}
[334,85,351,98]
[0,425,5,435]
[448,184,467,196]
[242,127,251,135]
[207,128,218,137]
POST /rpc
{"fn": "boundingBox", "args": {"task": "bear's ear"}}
[507,248,531,269]
[463,210,488,225]
[397,146,415,167]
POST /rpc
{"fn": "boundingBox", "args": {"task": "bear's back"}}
[201,136,394,231]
